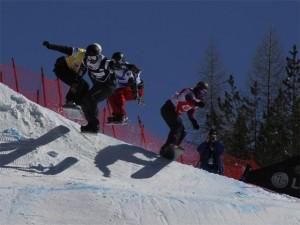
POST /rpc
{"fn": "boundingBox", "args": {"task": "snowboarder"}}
[196,129,224,175]
[42,41,92,107]
[79,45,117,133]
[107,52,144,125]
[160,81,208,159]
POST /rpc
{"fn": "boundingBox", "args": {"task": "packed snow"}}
[0,83,299,225]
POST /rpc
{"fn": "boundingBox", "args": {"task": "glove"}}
[195,101,205,108]
[129,79,138,98]
[132,89,138,99]
[191,119,200,130]
[43,41,50,48]
[136,95,144,105]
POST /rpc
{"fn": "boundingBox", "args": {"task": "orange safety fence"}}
[0,59,258,179]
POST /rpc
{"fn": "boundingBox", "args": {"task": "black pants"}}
[54,57,89,104]
[80,81,115,126]
[160,100,186,148]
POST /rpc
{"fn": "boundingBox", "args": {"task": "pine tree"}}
[244,81,260,153]
[283,45,300,156]
[186,41,226,144]
[255,89,290,166]
[218,75,251,159]
[230,110,250,159]
[248,27,285,116]
[198,40,226,131]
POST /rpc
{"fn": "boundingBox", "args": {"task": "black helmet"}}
[86,43,102,56]
[112,52,125,63]
[195,81,209,90]
[193,81,208,100]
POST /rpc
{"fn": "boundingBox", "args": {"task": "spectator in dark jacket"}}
[197,129,225,175]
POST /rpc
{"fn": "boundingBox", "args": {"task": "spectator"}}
[197,129,225,175]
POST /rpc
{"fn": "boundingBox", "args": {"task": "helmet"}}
[193,81,208,100]
[111,52,125,63]
[195,81,209,90]
[86,43,102,56]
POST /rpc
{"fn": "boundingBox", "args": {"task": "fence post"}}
[41,67,47,107]
[11,58,19,92]
[56,78,63,111]
[0,71,3,83]
[178,155,184,163]
[36,89,40,104]
[138,115,146,148]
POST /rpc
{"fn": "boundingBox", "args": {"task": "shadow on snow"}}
[94,144,172,179]
[0,125,78,175]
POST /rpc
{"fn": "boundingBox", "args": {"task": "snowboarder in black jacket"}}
[43,41,90,106]
[79,44,117,133]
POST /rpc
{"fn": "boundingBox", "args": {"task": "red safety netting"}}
[0,59,258,179]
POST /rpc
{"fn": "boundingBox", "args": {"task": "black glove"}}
[132,88,138,99]
[128,78,138,98]
[43,41,50,48]
[195,101,205,108]
[191,119,200,130]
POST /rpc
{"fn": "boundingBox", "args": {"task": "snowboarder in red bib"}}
[107,52,144,125]
[160,81,208,159]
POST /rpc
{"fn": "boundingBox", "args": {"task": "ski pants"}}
[54,56,89,104]
[80,80,115,126]
[108,86,144,117]
[160,100,186,148]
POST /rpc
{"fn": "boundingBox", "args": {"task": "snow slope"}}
[0,83,299,225]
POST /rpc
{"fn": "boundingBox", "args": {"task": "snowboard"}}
[131,145,184,179]
[105,121,128,126]
[105,117,129,126]
[62,104,85,121]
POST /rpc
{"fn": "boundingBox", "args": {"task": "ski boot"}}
[107,114,128,125]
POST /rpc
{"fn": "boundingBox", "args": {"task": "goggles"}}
[195,88,208,99]
[87,55,98,61]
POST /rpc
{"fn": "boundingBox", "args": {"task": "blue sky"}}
[1,1,299,137]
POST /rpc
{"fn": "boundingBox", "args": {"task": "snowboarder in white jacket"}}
[160,81,208,158]
[107,52,144,124]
